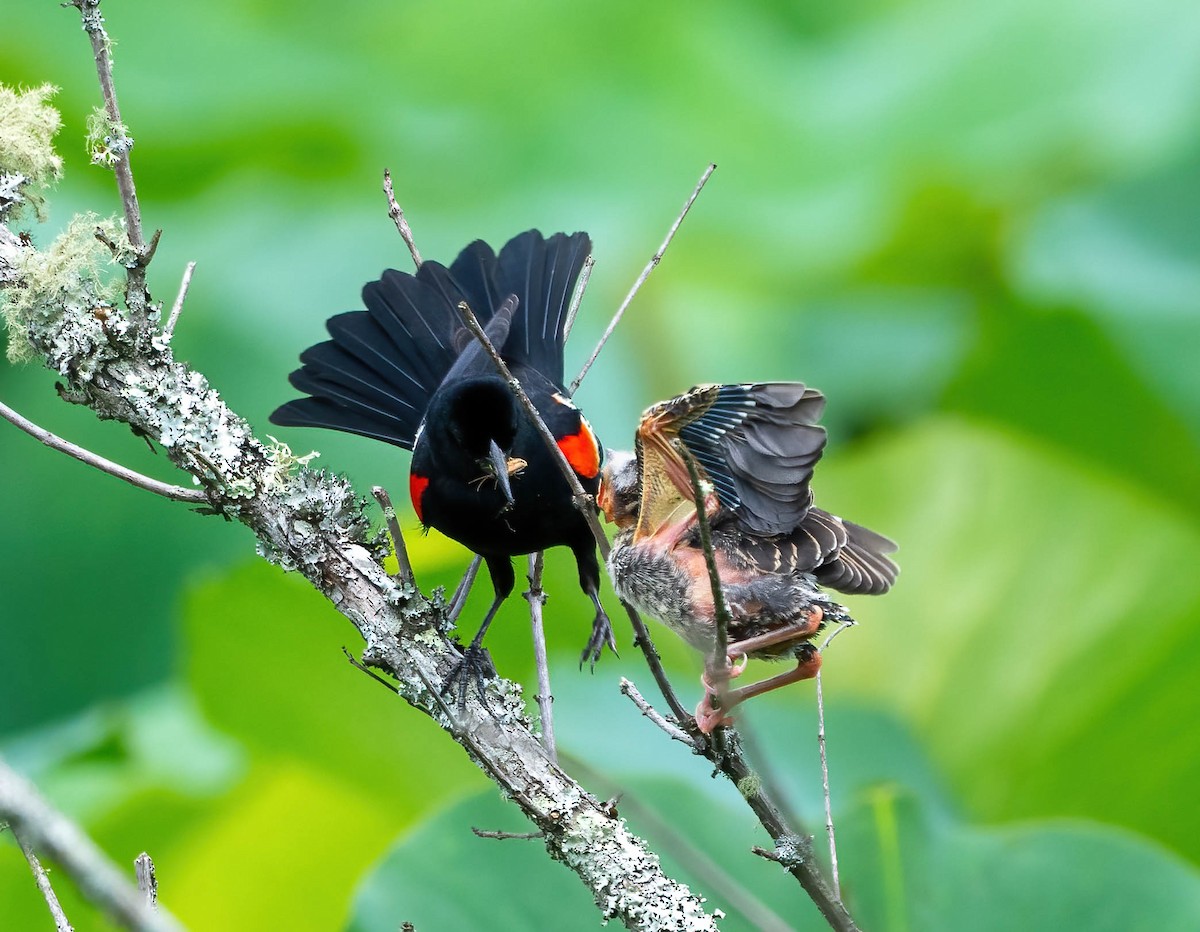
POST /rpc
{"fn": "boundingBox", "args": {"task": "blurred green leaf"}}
[182,560,486,818]
[1012,151,1200,441]
[813,417,1200,861]
[350,693,1200,932]
[162,763,397,930]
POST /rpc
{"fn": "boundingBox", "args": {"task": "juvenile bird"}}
[271,231,612,693]
[599,382,897,732]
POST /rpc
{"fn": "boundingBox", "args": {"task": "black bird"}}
[598,382,897,731]
[271,230,613,688]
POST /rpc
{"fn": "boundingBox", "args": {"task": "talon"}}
[441,644,496,709]
[580,600,616,671]
[694,692,735,734]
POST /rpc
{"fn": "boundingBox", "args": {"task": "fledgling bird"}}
[599,382,897,732]
[271,230,613,691]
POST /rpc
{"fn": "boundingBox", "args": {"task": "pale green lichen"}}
[86,106,133,168]
[262,436,320,491]
[256,466,374,569]
[557,809,721,929]
[0,84,64,222]
[1,213,126,366]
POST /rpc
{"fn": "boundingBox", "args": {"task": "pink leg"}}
[694,607,825,734]
[724,606,823,659]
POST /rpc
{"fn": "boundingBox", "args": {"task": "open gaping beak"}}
[487,439,515,508]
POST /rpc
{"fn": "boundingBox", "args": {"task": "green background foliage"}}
[3,0,1200,927]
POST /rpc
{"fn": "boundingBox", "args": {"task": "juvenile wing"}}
[633,382,827,540]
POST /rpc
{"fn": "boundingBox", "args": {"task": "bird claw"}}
[579,609,618,671]
[700,652,747,693]
[694,692,735,735]
[441,643,497,709]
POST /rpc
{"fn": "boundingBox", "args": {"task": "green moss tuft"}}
[0,84,64,222]
[86,106,133,168]
[1,213,125,365]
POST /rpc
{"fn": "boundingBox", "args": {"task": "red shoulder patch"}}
[557,418,601,480]
[409,473,430,523]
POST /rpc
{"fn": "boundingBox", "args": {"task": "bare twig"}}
[815,619,855,900]
[680,446,732,685]
[569,163,715,394]
[12,825,75,932]
[447,554,482,623]
[525,552,557,761]
[383,169,423,269]
[69,0,143,253]
[372,485,415,585]
[471,827,542,841]
[342,646,401,694]
[562,254,596,342]
[619,678,700,748]
[0,399,209,504]
[620,602,694,726]
[134,852,157,908]
[0,758,183,932]
[162,261,195,339]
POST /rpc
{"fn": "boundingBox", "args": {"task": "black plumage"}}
[271,231,612,689]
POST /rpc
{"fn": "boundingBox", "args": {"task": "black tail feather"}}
[496,231,591,388]
[270,230,590,448]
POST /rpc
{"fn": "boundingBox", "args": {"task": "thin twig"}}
[569,163,715,394]
[0,399,209,504]
[12,825,74,932]
[383,169,423,269]
[814,668,840,901]
[471,827,542,841]
[134,852,157,908]
[562,254,595,342]
[372,486,415,585]
[162,261,195,339]
[70,0,144,252]
[621,602,694,726]
[342,646,401,694]
[525,552,557,761]
[619,678,700,748]
[0,758,184,932]
[680,446,733,719]
[815,620,855,900]
[447,554,482,623]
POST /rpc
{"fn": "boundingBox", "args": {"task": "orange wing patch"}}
[557,418,601,479]
[409,473,430,523]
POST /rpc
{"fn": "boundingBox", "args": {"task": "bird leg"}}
[442,594,503,708]
[579,588,618,670]
[694,606,825,734]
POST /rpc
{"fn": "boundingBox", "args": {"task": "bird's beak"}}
[487,439,515,507]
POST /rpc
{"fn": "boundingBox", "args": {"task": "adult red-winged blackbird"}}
[598,382,897,732]
[271,230,612,691]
